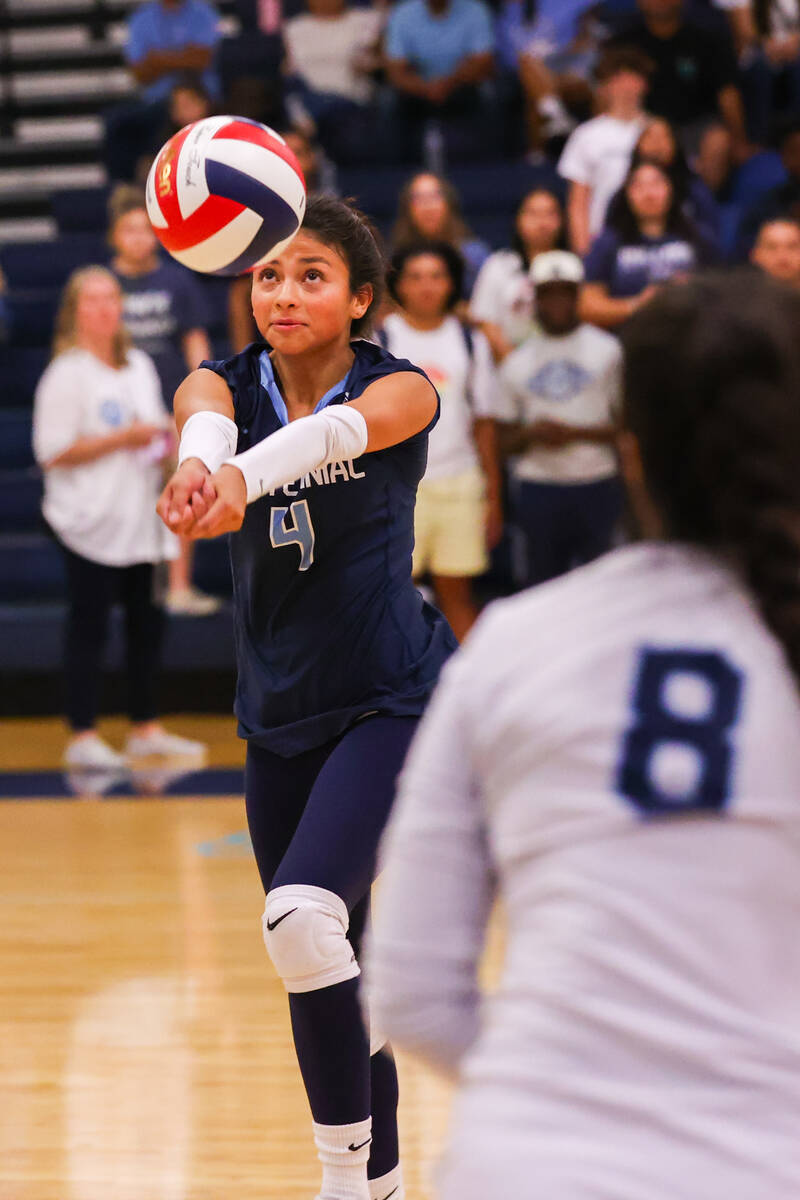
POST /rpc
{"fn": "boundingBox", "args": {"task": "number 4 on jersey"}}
[616,648,744,816]
[270,500,315,571]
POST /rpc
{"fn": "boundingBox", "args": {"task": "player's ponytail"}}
[301,195,385,337]
[622,270,800,682]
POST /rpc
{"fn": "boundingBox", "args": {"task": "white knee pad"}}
[262,884,361,993]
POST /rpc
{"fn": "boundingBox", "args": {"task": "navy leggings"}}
[245,714,419,1176]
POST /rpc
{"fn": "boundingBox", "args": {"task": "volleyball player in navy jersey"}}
[157,196,457,1200]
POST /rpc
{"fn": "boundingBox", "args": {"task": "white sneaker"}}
[64,732,127,770]
[125,729,207,759]
[165,587,223,616]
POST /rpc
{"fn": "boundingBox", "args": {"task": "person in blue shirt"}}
[157,196,456,1200]
[582,160,718,330]
[125,0,220,105]
[495,0,599,155]
[385,0,496,160]
[104,0,220,181]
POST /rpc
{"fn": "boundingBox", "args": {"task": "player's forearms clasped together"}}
[159,404,370,539]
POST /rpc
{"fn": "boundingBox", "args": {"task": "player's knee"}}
[262,884,360,993]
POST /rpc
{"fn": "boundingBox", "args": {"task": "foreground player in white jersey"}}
[367,270,800,1199]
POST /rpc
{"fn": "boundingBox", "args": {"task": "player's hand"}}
[157,458,212,535]
[190,464,247,538]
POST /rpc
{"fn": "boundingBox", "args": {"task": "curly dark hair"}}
[301,194,385,336]
[387,241,465,313]
[621,270,800,683]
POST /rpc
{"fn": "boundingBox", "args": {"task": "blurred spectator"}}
[126,0,220,104]
[105,0,220,181]
[739,116,800,250]
[227,128,337,352]
[108,185,221,617]
[724,0,800,143]
[282,127,339,196]
[622,115,721,235]
[495,0,599,157]
[283,0,383,164]
[134,75,215,183]
[381,243,502,639]
[469,186,566,360]
[385,0,496,159]
[392,172,491,293]
[609,0,751,185]
[108,188,211,427]
[581,160,718,328]
[750,215,800,283]
[32,267,204,769]
[496,251,622,587]
[558,46,651,255]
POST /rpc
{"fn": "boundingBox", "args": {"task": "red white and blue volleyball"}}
[145,116,306,276]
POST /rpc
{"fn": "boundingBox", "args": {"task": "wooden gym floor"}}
[0,716,461,1200]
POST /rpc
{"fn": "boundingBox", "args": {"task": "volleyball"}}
[145,116,306,276]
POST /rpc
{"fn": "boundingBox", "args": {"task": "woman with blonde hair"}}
[33,265,203,769]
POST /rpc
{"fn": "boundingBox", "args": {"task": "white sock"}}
[369,1163,404,1200]
[312,1117,372,1200]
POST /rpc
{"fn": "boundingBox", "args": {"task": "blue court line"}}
[0,767,245,799]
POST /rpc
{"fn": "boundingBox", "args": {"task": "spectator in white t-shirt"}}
[380,242,502,639]
[496,251,622,587]
[469,185,565,362]
[32,266,205,771]
[283,0,382,163]
[558,45,652,255]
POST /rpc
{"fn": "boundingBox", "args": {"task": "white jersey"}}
[380,313,496,482]
[33,347,175,566]
[369,542,800,1199]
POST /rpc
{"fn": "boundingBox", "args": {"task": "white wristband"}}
[178,411,239,473]
[225,405,369,505]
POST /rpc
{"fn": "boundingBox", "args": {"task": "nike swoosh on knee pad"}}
[265,907,297,931]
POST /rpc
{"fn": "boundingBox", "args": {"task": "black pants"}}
[60,543,165,731]
[514,476,623,587]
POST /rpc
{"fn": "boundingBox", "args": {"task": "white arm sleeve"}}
[178,411,239,473]
[365,648,495,1078]
[225,404,368,504]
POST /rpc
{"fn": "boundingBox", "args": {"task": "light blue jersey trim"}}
[259,350,350,427]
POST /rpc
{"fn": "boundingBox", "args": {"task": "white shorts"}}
[412,467,488,579]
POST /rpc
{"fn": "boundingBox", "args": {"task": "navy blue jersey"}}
[201,339,458,755]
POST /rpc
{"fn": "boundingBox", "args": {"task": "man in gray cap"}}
[495,250,623,587]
